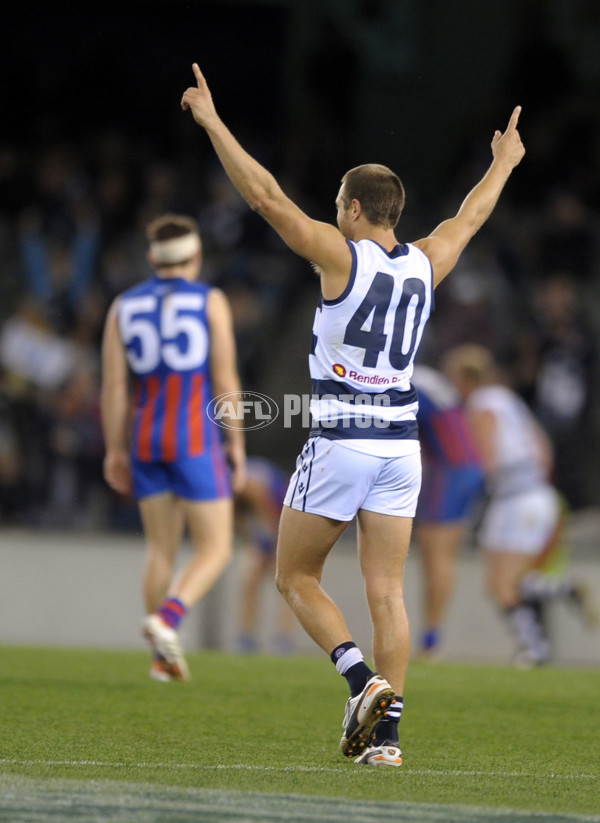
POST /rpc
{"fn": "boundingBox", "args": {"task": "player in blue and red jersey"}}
[412,365,484,657]
[101,214,246,681]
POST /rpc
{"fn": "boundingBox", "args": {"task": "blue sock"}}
[422,628,440,652]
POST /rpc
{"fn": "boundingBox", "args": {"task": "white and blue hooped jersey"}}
[309,239,434,456]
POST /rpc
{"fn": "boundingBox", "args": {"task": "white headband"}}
[150,233,201,264]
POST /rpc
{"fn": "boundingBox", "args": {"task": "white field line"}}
[1,774,599,823]
[0,758,597,781]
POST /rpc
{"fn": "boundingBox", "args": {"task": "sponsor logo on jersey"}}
[348,369,394,385]
[332,364,406,385]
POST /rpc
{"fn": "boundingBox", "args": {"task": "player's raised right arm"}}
[181,63,351,283]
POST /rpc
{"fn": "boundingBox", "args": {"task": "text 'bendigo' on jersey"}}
[117,275,218,462]
[309,239,434,454]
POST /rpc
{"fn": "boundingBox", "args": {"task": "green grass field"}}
[1,645,599,822]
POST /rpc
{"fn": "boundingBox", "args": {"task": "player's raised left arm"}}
[414,106,525,286]
[207,288,247,493]
[181,63,351,287]
[101,298,132,496]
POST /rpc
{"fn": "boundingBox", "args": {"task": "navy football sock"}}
[330,641,374,697]
[372,696,403,745]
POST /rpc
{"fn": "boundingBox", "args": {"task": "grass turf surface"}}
[0,646,599,820]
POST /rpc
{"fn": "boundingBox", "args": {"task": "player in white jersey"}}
[444,344,593,665]
[182,63,525,764]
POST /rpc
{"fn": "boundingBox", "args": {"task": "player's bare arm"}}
[207,287,247,493]
[100,298,132,495]
[181,63,352,297]
[532,417,554,479]
[414,106,525,286]
[466,408,498,476]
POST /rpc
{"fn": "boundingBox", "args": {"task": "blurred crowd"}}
[423,67,600,510]
[1,25,600,530]
[0,133,306,529]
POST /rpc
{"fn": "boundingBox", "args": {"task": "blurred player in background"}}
[444,344,595,666]
[101,214,246,682]
[182,62,524,765]
[412,364,485,658]
[235,456,297,654]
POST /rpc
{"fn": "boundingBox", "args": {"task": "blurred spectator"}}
[0,297,80,393]
[100,240,148,299]
[18,201,100,335]
[226,280,266,387]
[537,191,596,284]
[0,369,27,522]
[41,366,105,528]
[198,169,251,260]
[427,238,516,362]
[0,293,104,526]
[514,273,597,509]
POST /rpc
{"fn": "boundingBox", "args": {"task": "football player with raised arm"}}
[101,213,246,682]
[181,63,524,765]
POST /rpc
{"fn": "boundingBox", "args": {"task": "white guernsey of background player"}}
[182,63,525,766]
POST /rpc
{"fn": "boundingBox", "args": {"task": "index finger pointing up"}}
[507,105,522,131]
[192,63,205,86]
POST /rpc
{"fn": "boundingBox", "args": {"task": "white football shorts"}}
[478,485,560,556]
[283,436,422,521]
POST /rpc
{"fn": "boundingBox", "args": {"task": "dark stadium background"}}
[7,0,597,205]
[2,0,600,528]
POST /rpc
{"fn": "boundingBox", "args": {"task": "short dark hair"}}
[341,164,405,229]
[146,214,199,243]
